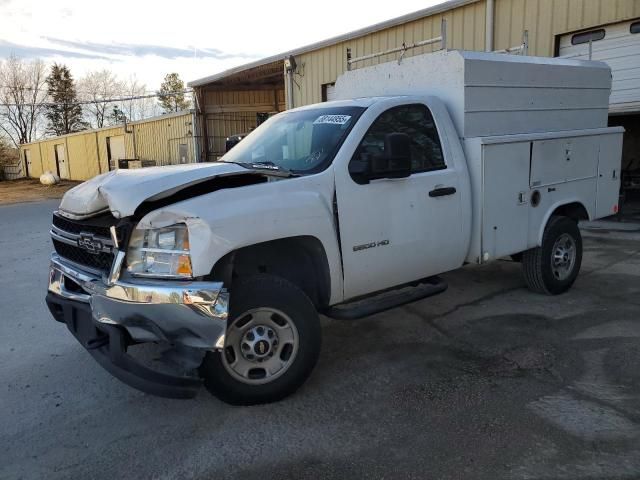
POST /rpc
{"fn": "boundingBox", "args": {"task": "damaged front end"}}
[46,210,229,399]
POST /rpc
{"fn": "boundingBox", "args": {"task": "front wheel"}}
[200,274,321,405]
[522,216,583,295]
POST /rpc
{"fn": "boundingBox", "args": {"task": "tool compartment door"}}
[481,142,530,261]
[595,132,624,218]
[530,136,599,188]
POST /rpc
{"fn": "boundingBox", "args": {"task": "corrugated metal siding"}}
[67,133,101,180]
[39,139,59,175]
[292,2,486,107]
[286,0,640,108]
[20,113,194,180]
[201,89,285,159]
[206,112,264,158]
[493,0,640,56]
[204,89,285,113]
[133,114,194,166]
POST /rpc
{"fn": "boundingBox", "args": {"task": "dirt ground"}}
[0,178,80,205]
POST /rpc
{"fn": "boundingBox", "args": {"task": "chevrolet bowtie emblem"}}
[77,233,104,255]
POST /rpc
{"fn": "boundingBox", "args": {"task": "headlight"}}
[126,224,193,278]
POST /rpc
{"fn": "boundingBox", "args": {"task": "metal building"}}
[19,111,196,181]
[189,0,640,184]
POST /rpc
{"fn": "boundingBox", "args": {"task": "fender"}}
[137,169,345,305]
[536,198,592,246]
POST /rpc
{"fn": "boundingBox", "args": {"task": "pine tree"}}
[108,105,126,124]
[45,64,87,136]
[157,73,190,114]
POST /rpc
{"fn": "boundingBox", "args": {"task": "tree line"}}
[0,56,191,148]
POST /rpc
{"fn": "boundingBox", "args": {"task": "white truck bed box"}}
[335,50,623,263]
[335,50,612,137]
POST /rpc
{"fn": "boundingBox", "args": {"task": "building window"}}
[571,29,605,45]
[631,21,640,34]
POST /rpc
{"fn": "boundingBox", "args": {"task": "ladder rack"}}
[347,19,447,70]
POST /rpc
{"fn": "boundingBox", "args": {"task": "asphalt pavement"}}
[1,199,640,480]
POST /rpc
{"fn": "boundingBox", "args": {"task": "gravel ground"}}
[1,199,640,480]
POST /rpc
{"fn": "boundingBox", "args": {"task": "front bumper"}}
[47,253,229,398]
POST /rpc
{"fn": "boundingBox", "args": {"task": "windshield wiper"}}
[239,161,299,177]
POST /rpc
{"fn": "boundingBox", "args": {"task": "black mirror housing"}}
[370,133,412,180]
[350,132,412,184]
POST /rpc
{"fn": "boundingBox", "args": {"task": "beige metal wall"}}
[291,1,486,107]
[289,0,640,108]
[493,0,640,56]
[202,89,285,159]
[20,112,194,180]
[131,114,195,166]
[203,89,285,113]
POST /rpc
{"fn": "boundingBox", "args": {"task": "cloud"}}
[0,40,111,60]
[44,37,258,60]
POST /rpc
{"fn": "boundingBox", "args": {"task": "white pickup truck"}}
[46,50,622,405]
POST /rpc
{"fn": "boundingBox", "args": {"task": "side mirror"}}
[349,132,412,184]
[370,133,412,180]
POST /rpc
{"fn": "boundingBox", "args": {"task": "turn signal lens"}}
[176,255,192,276]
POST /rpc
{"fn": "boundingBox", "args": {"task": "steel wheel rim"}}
[222,307,299,385]
[551,233,576,281]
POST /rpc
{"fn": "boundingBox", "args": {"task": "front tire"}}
[522,216,583,295]
[200,274,321,405]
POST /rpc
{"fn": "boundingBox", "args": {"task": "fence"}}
[1,162,25,180]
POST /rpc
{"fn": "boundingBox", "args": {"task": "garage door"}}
[559,19,640,114]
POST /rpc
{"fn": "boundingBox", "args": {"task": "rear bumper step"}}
[324,276,448,320]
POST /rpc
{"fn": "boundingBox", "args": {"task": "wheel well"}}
[550,202,589,222]
[210,236,331,308]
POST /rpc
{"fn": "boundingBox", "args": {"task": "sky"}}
[0,0,445,90]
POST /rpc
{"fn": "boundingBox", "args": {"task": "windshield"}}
[221,106,366,174]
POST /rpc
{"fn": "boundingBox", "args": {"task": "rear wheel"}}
[200,274,321,405]
[522,216,582,295]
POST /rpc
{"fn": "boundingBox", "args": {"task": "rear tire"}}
[200,274,321,405]
[522,216,582,295]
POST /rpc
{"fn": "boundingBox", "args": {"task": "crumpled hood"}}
[58,162,251,219]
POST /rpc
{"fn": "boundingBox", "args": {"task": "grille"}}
[51,212,127,274]
[53,213,114,238]
[52,238,114,272]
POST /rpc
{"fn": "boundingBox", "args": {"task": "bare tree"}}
[77,69,124,128]
[0,56,48,147]
[119,75,158,121]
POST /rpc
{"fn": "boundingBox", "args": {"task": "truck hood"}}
[58,162,256,219]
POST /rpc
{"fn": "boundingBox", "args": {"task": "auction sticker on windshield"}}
[313,115,352,125]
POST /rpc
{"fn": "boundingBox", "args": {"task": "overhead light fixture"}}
[284,55,297,73]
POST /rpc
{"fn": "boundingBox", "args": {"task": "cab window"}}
[351,104,445,179]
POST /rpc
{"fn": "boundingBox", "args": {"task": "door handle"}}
[428,186,456,197]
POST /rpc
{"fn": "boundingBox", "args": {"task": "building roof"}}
[20,110,193,147]
[188,0,479,87]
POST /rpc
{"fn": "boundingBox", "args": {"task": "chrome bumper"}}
[48,253,229,350]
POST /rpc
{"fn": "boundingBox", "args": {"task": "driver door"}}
[335,103,465,300]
